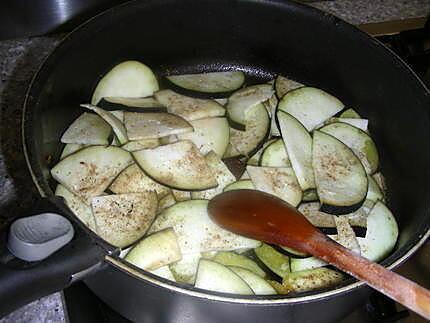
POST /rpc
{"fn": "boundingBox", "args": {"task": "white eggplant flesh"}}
[92,192,158,248]
[223,180,255,192]
[229,266,276,295]
[60,112,111,145]
[102,96,164,108]
[169,253,202,284]
[274,75,303,99]
[60,144,85,160]
[91,60,159,105]
[260,139,291,167]
[212,251,265,277]
[121,139,160,152]
[149,266,176,282]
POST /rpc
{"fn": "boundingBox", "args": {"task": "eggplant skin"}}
[320,200,364,215]
[98,98,167,112]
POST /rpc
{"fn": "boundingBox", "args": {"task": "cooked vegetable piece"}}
[302,189,318,202]
[109,110,124,122]
[133,140,217,190]
[81,104,128,144]
[51,146,133,202]
[125,228,181,270]
[61,112,110,145]
[228,266,276,295]
[109,164,170,198]
[149,266,176,282]
[340,108,361,119]
[260,139,291,167]
[100,96,165,109]
[91,61,159,105]
[254,244,290,278]
[247,166,302,207]
[195,259,254,295]
[283,268,344,293]
[277,111,315,191]
[121,139,160,152]
[227,84,274,127]
[290,256,326,272]
[157,193,176,213]
[60,144,84,160]
[326,118,369,132]
[171,189,191,201]
[334,216,360,254]
[191,151,236,199]
[280,246,308,257]
[274,75,303,99]
[124,112,193,140]
[358,201,398,262]
[159,134,179,145]
[166,71,245,93]
[229,103,270,157]
[366,175,384,203]
[320,122,379,174]
[372,172,387,195]
[149,200,260,254]
[223,180,254,192]
[247,139,276,166]
[278,87,344,131]
[213,251,265,277]
[178,117,230,156]
[313,130,368,213]
[214,98,228,105]
[55,185,97,232]
[170,253,201,284]
[154,90,225,121]
[92,192,158,247]
[264,93,281,136]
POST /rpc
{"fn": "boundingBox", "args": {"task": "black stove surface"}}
[63,26,430,323]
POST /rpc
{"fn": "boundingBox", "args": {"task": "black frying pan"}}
[1,0,430,321]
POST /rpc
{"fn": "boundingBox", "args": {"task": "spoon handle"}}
[313,237,430,320]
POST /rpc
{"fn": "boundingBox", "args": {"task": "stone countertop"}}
[0,1,429,322]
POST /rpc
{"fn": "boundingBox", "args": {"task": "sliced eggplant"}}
[149,200,260,254]
[229,103,270,157]
[319,122,379,174]
[60,112,111,145]
[340,108,361,119]
[157,193,176,213]
[191,151,236,200]
[121,139,160,152]
[277,111,315,191]
[55,185,97,232]
[60,144,85,160]
[81,104,128,144]
[154,90,225,121]
[214,98,228,105]
[260,139,291,167]
[171,189,191,202]
[51,146,133,202]
[302,189,318,202]
[325,118,369,132]
[169,253,201,284]
[124,111,193,140]
[223,180,255,192]
[247,139,277,166]
[99,96,165,111]
[247,166,302,207]
[278,87,344,131]
[109,110,124,123]
[159,134,179,145]
[194,259,254,295]
[227,84,274,128]
[280,246,308,258]
[228,266,276,295]
[358,201,398,262]
[133,140,217,190]
[178,117,230,156]
[372,172,387,194]
[92,192,158,248]
[290,256,326,272]
[274,75,303,99]
[312,130,368,214]
[166,71,245,93]
[264,93,281,136]
[366,175,384,203]
[91,60,159,105]
[213,251,265,277]
[109,164,170,198]
[254,243,290,278]
[334,216,360,255]
[149,266,176,282]
[125,228,181,270]
[283,268,344,293]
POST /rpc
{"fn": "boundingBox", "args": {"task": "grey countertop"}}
[0,1,429,322]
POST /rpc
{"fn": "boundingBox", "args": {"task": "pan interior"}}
[23,0,430,301]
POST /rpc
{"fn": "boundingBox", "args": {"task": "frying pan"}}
[1,0,429,322]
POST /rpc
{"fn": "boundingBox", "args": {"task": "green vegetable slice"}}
[213,251,265,277]
[254,243,290,278]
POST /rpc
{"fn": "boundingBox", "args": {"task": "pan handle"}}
[0,197,109,318]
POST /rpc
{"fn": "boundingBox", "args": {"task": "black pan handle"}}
[0,197,110,318]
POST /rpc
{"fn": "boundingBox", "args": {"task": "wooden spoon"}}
[208,190,430,320]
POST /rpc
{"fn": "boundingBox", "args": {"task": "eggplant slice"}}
[124,111,193,140]
[99,96,165,111]
[61,112,111,145]
[312,130,368,214]
[91,60,159,105]
[133,140,217,190]
[274,75,304,99]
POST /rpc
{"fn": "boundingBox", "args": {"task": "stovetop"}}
[62,23,430,323]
